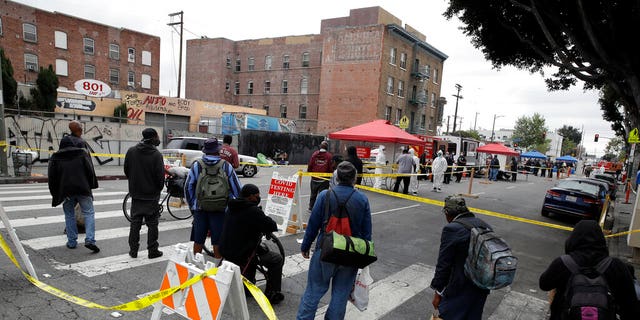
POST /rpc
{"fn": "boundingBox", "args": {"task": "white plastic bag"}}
[349,267,373,311]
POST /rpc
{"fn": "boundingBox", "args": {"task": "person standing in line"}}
[443,152,454,184]
[490,155,500,181]
[539,220,639,319]
[124,128,165,259]
[510,157,518,182]
[455,152,467,183]
[431,196,491,319]
[432,150,448,192]
[61,120,90,150]
[219,134,240,169]
[540,159,547,177]
[393,147,414,194]
[547,160,554,178]
[418,150,429,181]
[409,148,420,195]
[185,138,241,260]
[307,141,333,212]
[48,137,99,252]
[373,145,387,189]
[345,146,363,185]
[297,162,372,319]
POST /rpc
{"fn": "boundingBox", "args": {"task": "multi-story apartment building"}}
[0,0,160,94]
[186,7,447,135]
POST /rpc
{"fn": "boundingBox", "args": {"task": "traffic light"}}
[594,134,599,142]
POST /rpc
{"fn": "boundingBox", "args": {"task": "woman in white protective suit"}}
[431,150,448,192]
[409,148,420,195]
[373,145,386,189]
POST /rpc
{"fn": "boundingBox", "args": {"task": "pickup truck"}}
[160,137,258,177]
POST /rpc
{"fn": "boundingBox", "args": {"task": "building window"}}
[423,89,429,105]
[234,82,240,95]
[225,81,230,91]
[128,71,135,87]
[247,81,254,94]
[299,104,307,119]
[390,48,397,65]
[300,78,308,94]
[141,74,151,89]
[23,23,37,42]
[420,115,426,129]
[431,93,437,107]
[282,80,288,94]
[397,80,404,97]
[386,76,394,94]
[429,116,434,130]
[433,68,439,84]
[109,69,119,84]
[280,104,287,118]
[84,64,95,79]
[226,57,231,68]
[24,54,38,72]
[55,59,68,76]
[248,57,255,71]
[302,52,310,67]
[54,31,67,49]
[400,52,407,69]
[265,55,272,70]
[264,80,271,94]
[142,51,152,66]
[283,55,289,69]
[109,44,120,60]
[263,105,269,115]
[235,57,241,72]
[396,108,402,123]
[385,106,392,121]
[0,18,2,36]
[128,48,135,63]
[83,37,94,55]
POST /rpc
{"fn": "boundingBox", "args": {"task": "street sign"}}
[74,79,111,98]
[398,115,409,129]
[629,128,640,144]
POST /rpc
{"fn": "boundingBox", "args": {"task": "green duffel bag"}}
[320,231,377,268]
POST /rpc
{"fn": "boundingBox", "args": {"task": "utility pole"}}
[452,83,463,133]
[0,56,7,176]
[474,112,479,131]
[168,11,184,98]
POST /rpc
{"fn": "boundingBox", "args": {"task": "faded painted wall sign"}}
[56,98,96,111]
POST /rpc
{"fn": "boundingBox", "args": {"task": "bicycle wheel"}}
[122,193,132,222]
[166,194,192,220]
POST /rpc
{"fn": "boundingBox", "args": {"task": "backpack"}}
[324,189,356,236]
[195,159,230,212]
[454,219,518,290]
[560,255,615,320]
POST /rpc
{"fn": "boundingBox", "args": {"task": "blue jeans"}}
[63,195,95,247]
[296,249,358,320]
[490,168,498,181]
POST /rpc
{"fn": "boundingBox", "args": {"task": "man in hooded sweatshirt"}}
[219,184,284,305]
[539,220,639,319]
[124,128,165,259]
[48,137,99,252]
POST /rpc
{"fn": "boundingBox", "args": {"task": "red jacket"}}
[307,150,333,174]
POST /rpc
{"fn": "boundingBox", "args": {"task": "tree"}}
[113,103,128,123]
[512,113,548,150]
[444,1,640,142]
[451,129,481,140]
[1,48,17,108]
[33,65,59,113]
[557,125,582,156]
[603,136,625,161]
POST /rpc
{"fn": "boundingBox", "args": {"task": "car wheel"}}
[541,209,549,217]
[242,165,257,177]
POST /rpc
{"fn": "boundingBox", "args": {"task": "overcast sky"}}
[15,0,615,156]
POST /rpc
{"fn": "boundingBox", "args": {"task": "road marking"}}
[0,210,124,228]
[372,204,420,215]
[0,191,127,202]
[315,263,434,319]
[506,186,516,189]
[3,198,125,212]
[0,188,103,195]
[0,184,49,190]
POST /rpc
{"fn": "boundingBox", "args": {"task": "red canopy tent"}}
[476,143,519,156]
[328,119,423,144]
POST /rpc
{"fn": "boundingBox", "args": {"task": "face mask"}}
[153,137,161,146]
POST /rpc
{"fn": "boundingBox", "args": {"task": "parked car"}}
[590,173,617,200]
[541,178,609,220]
[160,137,258,177]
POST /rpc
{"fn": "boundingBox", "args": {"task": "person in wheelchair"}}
[219,184,285,305]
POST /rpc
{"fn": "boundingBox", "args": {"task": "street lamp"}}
[491,114,504,142]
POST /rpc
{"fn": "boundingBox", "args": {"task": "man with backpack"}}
[539,220,639,319]
[185,138,241,260]
[297,161,372,319]
[430,196,492,319]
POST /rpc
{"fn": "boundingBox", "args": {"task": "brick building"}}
[0,0,160,94]
[186,7,447,135]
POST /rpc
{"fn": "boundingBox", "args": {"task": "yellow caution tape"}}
[243,276,278,320]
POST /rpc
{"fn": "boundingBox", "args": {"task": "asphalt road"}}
[0,167,583,319]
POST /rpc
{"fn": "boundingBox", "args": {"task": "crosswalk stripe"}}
[3,198,125,212]
[314,263,433,319]
[22,220,194,250]
[0,188,105,195]
[0,191,127,202]
[487,290,548,320]
[0,184,50,190]
[0,210,124,228]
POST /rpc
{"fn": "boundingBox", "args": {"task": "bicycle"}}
[122,177,192,222]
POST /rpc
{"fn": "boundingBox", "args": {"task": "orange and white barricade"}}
[151,243,249,320]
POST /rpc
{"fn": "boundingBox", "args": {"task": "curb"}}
[0,175,127,184]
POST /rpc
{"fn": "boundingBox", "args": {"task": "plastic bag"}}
[349,267,373,311]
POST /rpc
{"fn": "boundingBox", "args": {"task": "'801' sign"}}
[74,79,112,98]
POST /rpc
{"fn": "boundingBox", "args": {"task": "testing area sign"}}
[264,172,298,234]
[74,79,112,97]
